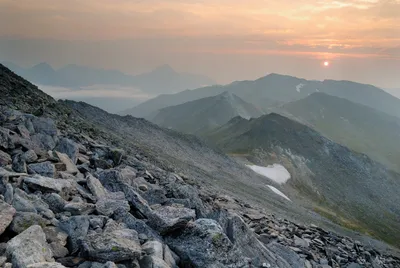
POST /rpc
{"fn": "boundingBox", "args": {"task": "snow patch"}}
[246,164,291,184]
[267,185,291,201]
[296,83,305,93]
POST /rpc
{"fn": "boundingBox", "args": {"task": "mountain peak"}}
[151,64,176,74]
[31,62,54,72]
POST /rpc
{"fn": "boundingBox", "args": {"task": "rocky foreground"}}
[0,107,399,268]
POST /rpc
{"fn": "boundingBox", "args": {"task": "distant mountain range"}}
[123,73,400,120]
[204,113,400,246]
[151,92,262,134]
[2,61,216,94]
[277,92,400,172]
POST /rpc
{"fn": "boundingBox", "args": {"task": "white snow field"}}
[246,164,291,184]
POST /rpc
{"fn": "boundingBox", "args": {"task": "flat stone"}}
[96,198,130,217]
[55,138,79,164]
[27,262,67,268]
[86,174,107,200]
[0,199,16,235]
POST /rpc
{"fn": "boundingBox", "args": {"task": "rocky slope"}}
[151,92,262,134]
[277,92,400,172]
[205,113,400,248]
[1,64,400,268]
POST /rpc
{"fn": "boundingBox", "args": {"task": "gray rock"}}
[22,149,38,163]
[0,256,6,267]
[24,176,75,198]
[54,151,79,175]
[27,262,67,268]
[42,193,67,214]
[0,199,16,235]
[80,226,142,262]
[118,166,137,186]
[59,216,90,254]
[4,183,13,204]
[86,174,107,200]
[9,212,49,233]
[0,150,11,166]
[31,133,57,151]
[76,184,96,202]
[17,124,30,139]
[148,205,195,234]
[163,245,179,268]
[267,242,305,268]
[78,261,118,268]
[28,161,56,178]
[112,208,162,241]
[12,189,38,213]
[96,198,130,217]
[49,242,69,258]
[347,263,363,268]
[108,148,124,167]
[294,235,310,248]
[139,256,170,268]
[31,117,58,136]
[166,218,245,267]
[142,240,164,259]
[55,138,79,163]
[6,225,53,268]
[43,226,68,246]
[0,127,12,149]
[12,153,27,173]
[64,202,96,215]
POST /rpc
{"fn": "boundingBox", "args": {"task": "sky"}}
[0,0,399,89]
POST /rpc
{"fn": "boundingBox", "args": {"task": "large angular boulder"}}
[31,117,58,136]
[54,151,79,175]
[64,202,96,215]
[59,216,90,254]
[80,224,142,262]
[55,138,79,164]
[28,161,56,178]
[148,205,195,235]
[0,199,16,235]
[22,149,38,163]
[6,225,53,268]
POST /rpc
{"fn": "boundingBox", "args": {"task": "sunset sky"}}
[0,0,399,88]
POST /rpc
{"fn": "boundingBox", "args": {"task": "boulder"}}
[12,153,27,173]
[148,205,195,235]
[86,174,107,200]
[43,226,68,246]
[24,176,75,198]
[80,226,142,262]
[165,218,245,267]
[139,256,170,268]
[0,199,16,235]
[28,161,56,178]
[22,149,38,163]
[112,208,162,241]
[31,133,57,151]
[6,225,53,268]
[42,193,67,214]
[54,138,78,164]
[96,198,130,217]
[0,150,11,166]
[59,216,90,254]
[142,240,164,259]
[54,151,79,175]
[78,261,118,268]
[4,183,13,204]
[31,117,58,136]
[64,202,96,215]
[49,242,69,258]
[9,212,49,234]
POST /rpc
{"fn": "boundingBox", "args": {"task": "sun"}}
[323,61,330,67]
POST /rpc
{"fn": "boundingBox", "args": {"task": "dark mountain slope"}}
[279,92,400,172]
[206,113,400,246]
[151,92,262,134]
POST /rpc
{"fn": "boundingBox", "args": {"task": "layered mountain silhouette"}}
[2,61,216,94]
[278,92,400,172]
[123,73,400,120]
[205,113,400,246]
[151,92,262,134]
